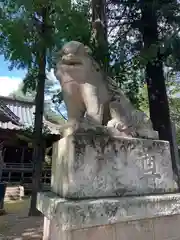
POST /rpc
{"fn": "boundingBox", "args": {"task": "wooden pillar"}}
[20,148,25,183]
[0,141,4,181]
[8,172,11,182]
[21,147,25,164]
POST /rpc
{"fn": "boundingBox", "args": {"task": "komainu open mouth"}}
[62,56,82,65]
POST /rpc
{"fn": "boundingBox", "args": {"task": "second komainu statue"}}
[55,40,158,139]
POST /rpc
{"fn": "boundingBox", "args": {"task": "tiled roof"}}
[0,96,61,135]
[0,99,21,125]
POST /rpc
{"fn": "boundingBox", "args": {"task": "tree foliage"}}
[1,0,180,203]
[1,0,180,110]
[139,76,180,145]
[107,0,180,106]
[0,0,91,90]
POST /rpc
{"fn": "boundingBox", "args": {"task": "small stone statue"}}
[55,40,158,139]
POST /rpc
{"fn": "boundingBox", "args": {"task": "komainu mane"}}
[55,40,158,139]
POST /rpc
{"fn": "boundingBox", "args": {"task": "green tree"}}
[139,74,180,145]
[91,0,109,71]
[10,82,35,102]
[0,0,51,215]
[0,0,91,215]
[10,70,66,121]
[108,0,180,174]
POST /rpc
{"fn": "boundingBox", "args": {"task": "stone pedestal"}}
[37,192,180,240]
[37,131,180,240]
[51,132,177,198]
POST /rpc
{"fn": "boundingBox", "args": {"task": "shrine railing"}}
[3,162,51,170]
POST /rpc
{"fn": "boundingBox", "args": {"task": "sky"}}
[0,55,25,96]
[0,55,61,97]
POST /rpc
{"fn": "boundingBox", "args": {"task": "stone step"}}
[4,185,24,201]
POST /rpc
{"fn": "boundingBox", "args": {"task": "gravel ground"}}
[0,199,43,240]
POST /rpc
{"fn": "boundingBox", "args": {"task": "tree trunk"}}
[91,0,109,72]
[140,1,178,175]
[28,7,47,216]
[91,0,111,124]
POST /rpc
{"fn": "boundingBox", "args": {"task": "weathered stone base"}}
[37,192,180,240]
[51,133,178,198]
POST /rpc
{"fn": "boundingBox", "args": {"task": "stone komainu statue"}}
[55,40,158,139]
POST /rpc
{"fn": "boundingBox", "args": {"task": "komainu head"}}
[56,41,101,74]
[57,41,90,65]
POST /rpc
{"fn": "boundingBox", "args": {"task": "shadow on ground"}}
[0,198,43,240]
